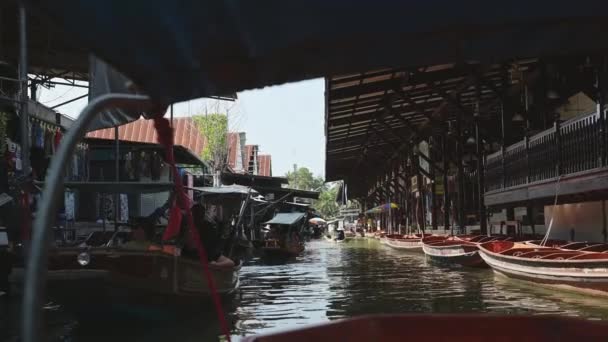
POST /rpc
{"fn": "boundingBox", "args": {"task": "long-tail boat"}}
[260,212,306,258]
[479,240,608,295]
[384,234,443,253]
[422,235,510,267]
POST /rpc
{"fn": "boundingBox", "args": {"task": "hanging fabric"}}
[64,191,75,221]
[120,194,129,222]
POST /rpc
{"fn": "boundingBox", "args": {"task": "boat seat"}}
[579,244,608,252]
[538,252,583,260]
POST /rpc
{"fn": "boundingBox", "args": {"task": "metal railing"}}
[485,111,603,192]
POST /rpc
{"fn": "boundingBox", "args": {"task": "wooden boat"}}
[260,238,304,258]
[260,212,306,259]
[240,314,607,341]
[11,244,241,303]
[479,240,608,295]
[384,234,442,252]
[423,235,515,267]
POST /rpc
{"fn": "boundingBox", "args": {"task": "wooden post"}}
[475,120,487,234]
[597,67,607,167]
[456,114,466,233]
[442,133,450,231]
[430,139,438,231]
[554,118,563,176]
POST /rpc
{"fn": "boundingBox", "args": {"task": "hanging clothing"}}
[151,152,163,180]
[54,130,63,151]
[120,194,129,222]
[64,191,75,221]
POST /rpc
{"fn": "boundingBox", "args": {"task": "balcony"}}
[484,111,608,207]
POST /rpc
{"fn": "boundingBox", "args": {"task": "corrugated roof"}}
[258,154,272,177]
[86,117,207,156]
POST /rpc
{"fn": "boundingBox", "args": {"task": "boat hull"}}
[479,243,608,295]
[384,238,422,253]
[423,245,485,267]
[13,247,241,301]
[260,244,304,259]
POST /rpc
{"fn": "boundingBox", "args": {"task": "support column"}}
[597,66,607,167]
[114,126,120,232]
[430,139,438,231]
[456,114,466,233]
[475,120,487,234]
[19,3,29,174]
[442,133,450,231]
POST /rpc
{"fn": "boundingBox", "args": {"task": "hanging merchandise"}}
[64,191,75,221]
[54,128,62,151]
[120,194,129,222]
[151,151,163,180]
[0,112,7,158]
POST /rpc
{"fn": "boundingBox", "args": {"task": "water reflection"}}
[4,238,608,341]
[233,239,608,337]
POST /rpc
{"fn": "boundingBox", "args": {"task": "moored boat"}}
[384,234,442,252]
[423,235,515,267]
[10,244,241,306]
[479,240,608,296]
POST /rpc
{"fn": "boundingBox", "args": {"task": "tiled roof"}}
[86,117,206,156]
[258,154,272,177]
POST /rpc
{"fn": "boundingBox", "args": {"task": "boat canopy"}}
[193,185,256,196]
[34,181,174,194]
[29,1,608,104]
[264,213,306,226]
[365,203,399,214]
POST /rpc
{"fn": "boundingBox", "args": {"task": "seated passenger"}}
[184,203,235,268]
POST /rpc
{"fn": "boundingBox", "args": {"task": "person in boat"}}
[122,220,156,250]
[336,228,345,241]
[186,203,235,268]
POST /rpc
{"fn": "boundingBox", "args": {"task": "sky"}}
[35,78,326,178]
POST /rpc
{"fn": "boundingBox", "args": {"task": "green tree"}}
[286,164,324,191]
[192,114,228,171]
[314,185,339,218]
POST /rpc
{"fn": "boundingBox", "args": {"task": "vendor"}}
[188,203,234,268]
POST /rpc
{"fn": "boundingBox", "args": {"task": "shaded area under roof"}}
[264,212,305,226]
[85,137,206,166]
[27,1,608,104]
[254,186,320,200]
[221,172,287,188]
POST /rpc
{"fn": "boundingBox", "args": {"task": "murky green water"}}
[3,238,608,341]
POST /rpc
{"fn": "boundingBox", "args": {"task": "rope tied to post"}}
[540,175,562,247]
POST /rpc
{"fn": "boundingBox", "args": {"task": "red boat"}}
[241,314,607,341]
[479,241,608,295]
[422,235,512,267]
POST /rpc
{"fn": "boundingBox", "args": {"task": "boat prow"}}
[241,314,607,341]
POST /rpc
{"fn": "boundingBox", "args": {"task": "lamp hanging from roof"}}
[512,112,525,122]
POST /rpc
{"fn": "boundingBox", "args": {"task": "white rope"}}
[540,175,562,246]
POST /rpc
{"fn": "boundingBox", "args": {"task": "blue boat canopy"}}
[28,1,608,104]
[264,213,306,226]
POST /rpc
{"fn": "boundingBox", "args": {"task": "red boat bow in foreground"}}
[241,314,607,341]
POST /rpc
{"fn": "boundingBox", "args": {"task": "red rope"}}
[153,117,231,341]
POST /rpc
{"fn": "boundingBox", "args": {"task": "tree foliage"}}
[285,165,339,218]
[193,114,228,171]
[314,185,339,218]
[285,165,324,191]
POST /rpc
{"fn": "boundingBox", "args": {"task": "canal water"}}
[3,238,608,341]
